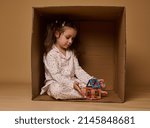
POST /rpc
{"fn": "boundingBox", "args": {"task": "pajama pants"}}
[47,82,86,100]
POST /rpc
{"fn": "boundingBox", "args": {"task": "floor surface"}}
[0,83,150,111]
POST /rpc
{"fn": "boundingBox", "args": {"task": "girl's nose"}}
[69,38,73,44]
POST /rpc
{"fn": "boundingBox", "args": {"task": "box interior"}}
[31,6,126,102]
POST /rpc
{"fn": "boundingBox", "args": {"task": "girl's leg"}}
[48,82,83,100]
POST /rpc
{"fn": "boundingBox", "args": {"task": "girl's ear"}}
[54,31,60,38]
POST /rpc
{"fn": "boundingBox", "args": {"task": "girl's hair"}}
[44,18,78,54]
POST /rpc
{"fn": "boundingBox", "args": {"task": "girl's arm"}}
[44,54,74,88]
[73,54,93,84]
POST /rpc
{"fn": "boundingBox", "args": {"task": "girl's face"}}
[55,26,77,50]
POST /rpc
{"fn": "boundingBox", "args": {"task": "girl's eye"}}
[64,35,75,40]
[66,36,70,39]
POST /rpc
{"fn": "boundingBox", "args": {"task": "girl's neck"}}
[55,44,66,56]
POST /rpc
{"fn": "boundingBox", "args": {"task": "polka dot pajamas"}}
[40,45,93,99]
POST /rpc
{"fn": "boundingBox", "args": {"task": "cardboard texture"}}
[31,6,126,102]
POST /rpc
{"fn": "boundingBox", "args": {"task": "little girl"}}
[40,19,105,99]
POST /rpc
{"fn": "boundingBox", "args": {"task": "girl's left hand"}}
[98,79,104,83]
[98,79,106,89]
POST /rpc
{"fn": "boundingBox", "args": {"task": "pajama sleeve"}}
[44,54,74,88]
[73,54,93,84]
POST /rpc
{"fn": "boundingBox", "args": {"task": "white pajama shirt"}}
[40,45,93,99]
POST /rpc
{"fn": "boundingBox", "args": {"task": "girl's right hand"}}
[73,81,85,97]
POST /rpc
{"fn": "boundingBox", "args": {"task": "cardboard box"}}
[31,6,126,102]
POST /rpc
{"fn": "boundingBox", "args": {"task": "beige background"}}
[0,0,150,110]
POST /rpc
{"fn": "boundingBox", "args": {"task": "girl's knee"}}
[49,83,62,99]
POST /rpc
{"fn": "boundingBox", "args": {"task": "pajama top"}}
[40,45,93,97]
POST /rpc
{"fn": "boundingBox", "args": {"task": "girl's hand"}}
[98,79,104,83]
[98,79,106,89]
[73,81,85,97]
